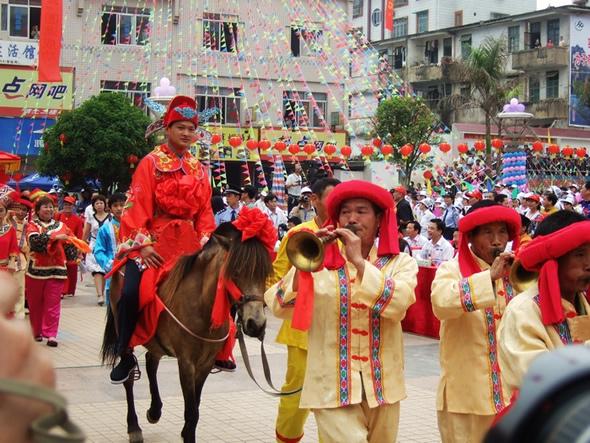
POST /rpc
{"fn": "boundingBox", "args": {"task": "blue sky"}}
[538,0,574,8]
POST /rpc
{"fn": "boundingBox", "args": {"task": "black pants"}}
[116,261,142,356]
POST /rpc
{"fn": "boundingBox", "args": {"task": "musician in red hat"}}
[266,180,418,443]
[430,200,521,443]
[7,193,32,319]
[109,96,215,383]
[55,195,84,297]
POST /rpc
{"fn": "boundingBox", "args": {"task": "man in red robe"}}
[55,195,84,297]
[110,96,215,383]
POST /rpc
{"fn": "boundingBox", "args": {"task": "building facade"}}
[0,0,350,162]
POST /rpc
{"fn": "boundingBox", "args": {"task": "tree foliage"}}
[38,92,153,192]
[374,95,439,186]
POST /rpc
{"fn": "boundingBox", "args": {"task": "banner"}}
[260,128,347,149]
[0,66,73,117]
[197,126,260,161]
[385,0,394,32]
[569,15,590,127]
[0,41,38,66]
[38,0,63,82]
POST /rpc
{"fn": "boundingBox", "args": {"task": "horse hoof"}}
[146,408,161,424]
[128,430,144,443]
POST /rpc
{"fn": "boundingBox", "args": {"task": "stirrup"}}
[0,378,86,442]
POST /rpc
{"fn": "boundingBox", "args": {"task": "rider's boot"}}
[110,351,138,384]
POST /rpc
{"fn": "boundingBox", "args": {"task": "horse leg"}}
[178,359,198,443]
[191,372,209,442]
[145,351,163,424]
[123,377,143,443]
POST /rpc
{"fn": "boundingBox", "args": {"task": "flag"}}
[385,0,395,32]
[38,0,63,82]
[271,155,287,211]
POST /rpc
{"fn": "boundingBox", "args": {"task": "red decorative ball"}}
[576,147,587,158]
[324,144,337,157]
[380,144,394,156]
[491,138,504,149]
[59,133,67,144]
[474,140,485,151]
[419,143,431,154]
[211,133,222,145]
[547,144,560,156]
[457,143,469,154]
[274,141,287,152]
[399,144,413,158]
[532,141,544,152]
[340,145,352,158]
[228,136,242,148]
[288,144,300,155]
[423,170,433,180]
[372,138,382,148]
[439,142,451,153]
[246,139,259,151]
[304,143,316,156]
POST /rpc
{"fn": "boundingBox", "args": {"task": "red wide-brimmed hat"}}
[63,196,76,205]
[163,95,199,128]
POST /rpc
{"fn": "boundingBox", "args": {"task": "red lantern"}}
[562,146,574,158]
[324,143,337,158]
[304,143,316,157]
[439,142,451,153]
[532,141,544,154]
[258,139,272,151]
[228,136,242,148]
[59,133,67,145]
[423,170,433,180]
[246,139,259,151]
[399,144,413,159]
[61,171,72,185]
[211,133,222,145]
[274,141,287,152]
[576,147,587,159]
[361,145,374,158]
[491,138,504,150]
[288,144,300,155]
[380,144,394,158]
[372,138,382,148]
[127,154,139,169]
[547,144,560,157]
[457,143,469,155]
[474,139,486,152]
[340,145,352,158]
[419,143,431,155]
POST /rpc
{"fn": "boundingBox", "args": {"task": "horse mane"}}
[222,227,273,288]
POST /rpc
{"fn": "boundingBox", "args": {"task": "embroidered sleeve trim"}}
[459,277,477,312]
[337,267,352,407]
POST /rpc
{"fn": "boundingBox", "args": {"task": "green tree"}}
[38,92,153,192]
[442,37,518,161]
[374,95,439,186]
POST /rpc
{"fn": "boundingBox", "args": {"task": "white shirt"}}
[404,234,428,252]
[263,206,288,229]
[418,210,435,236]
[286,173,302,196]
[420,237,455,266]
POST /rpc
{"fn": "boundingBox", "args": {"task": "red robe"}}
[119,144,215,347]
[0,223,18,268]
[55,212,84,238]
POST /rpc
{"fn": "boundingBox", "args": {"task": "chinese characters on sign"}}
[0,40,38,66]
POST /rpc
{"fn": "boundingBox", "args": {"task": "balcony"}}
[407,60,461,83]
[511,47,568,71]
[528,98,568,120]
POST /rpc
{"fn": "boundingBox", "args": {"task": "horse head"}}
[214,220,274,339]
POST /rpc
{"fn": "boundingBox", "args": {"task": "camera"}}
[300,195,309,203]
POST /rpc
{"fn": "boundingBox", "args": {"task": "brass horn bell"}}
[285,230,325,273]
[509,258,538,294]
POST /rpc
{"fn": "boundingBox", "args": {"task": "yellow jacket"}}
[265,248,418,409]
[268,219,320,350]
[431,254,515,415]
[498,287,590,397]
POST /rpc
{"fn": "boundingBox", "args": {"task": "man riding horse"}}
[110,96,217,383]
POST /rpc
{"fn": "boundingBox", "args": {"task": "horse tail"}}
[101,306,118,367]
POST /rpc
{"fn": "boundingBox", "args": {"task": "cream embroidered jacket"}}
[265,249,418,409]
[431,254,514,416]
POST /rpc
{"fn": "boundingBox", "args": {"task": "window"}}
[393,46,406,69]
[202,13,239,52]
[196,86,241,124]
[529,22,541,49]
[393,17,408,38]
[461,34,472,59]
[283,91,327,129]
[371,9,381,27]
[454,10,463,27]
[291,25,324,57]
[101,6,151,46]
[490,12,508,20]
[508,26,520,53]
[1,4,7,31]
[425,40,438,64]
[547,19,560,47]
[529,77,540,103]
[8,0,40,39]
[460,84,471,98]
[546,71,559,98]
[443,38,452,58]
[100,81,151,110]
[417,11,429,34]
[396,0,408,6]
[352,0,363,18]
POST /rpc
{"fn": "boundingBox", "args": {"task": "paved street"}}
[41,273,442,442]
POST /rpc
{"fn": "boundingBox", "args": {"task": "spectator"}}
[421,219,455,266]
[542,192,559,216]
[404,220,428,253]
[289,186,316,223]
[559,35,567,47]
[263,193,288,229]
[211,195,226,215]
[580,181,590,218]
[559,194,576,212]
[519,214,532,247]
[82,194,110,306]
[285,163,304,212]
[546,39,554,48]
[524,193,543,234]
[240,185,258,209]
[30,25,40,40]
[441,194,461,240]
[215,188,242,225]
[391,186,413,228]
[494,193,511,208]
[533,38,541,48]
[287,216,302,229]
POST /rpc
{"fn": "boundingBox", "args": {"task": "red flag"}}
[38,0,63,82]
[385,0,395,31]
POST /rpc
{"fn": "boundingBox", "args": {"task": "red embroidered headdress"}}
[163,95,199,128]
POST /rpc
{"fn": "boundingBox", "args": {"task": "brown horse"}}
[101,222,272,443]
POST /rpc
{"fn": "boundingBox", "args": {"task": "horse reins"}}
[160,302,230,343]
